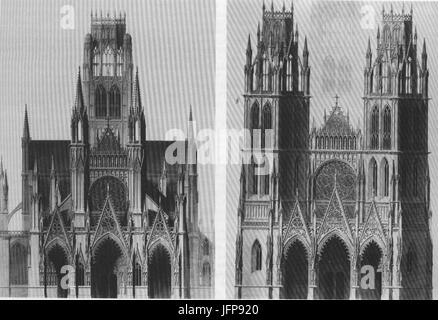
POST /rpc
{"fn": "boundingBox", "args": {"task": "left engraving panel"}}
[0,0,215,299]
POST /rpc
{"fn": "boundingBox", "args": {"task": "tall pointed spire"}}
[257,23,261,42]
[422,38,427,70]
[303,36,309,68]
[132,67,142,112]
[247,34,252,53]
[23,105,30,139]
[303,36,308,54]
[74,67,85,112]
[3,170,8,190]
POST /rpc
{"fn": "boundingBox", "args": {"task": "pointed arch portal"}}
[282,240,308,299]
[91,237,126,298]
[360,241,383,300]
[148,244,172,298]
[46,244,69,298]
[318,236,350,300]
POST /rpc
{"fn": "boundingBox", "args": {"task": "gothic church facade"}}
[0,14,213,299]
[235,4,432,300]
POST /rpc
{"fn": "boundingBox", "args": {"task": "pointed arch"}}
[250,102,259,149]
[102,46,114,76]
[383,105,391,149]
[261,103,272,149]
[251,240,262,272]
[286,54,293,91]
[318,234,351,299]
[262,54,270,91]
[202,238,210,256]
[116,50,123,76]
[405,58,412,94]
[370,105,379,149]
[93,48,101,77]
[369,157,378,197]
[95,85,107,118]
[9,241,28,285]
[201,262,211,286]
[360,240,383,300]
[109,85,121,118]
[282,238,308,299]
[251,156,258,195]
[381,158,389,197]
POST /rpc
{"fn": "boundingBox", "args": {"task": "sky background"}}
[0,0,215,237]
[226,0,438,298]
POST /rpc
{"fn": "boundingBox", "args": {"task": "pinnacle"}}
[23,104,30,139]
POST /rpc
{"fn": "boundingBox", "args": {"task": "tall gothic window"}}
[202,239,209,256]
[251,156,258,195]
[382,158,389,197]
[286,55,293,91]
[95,85,107,118]
[93,49,101,77]
[381,61,389,93]
[261,104,272,149]
[406,58,412,94]
[251,240,262,272]
[383,106,391,149]
[262,55,269,91]
[370,158,378,197]
[116,50,123,76]
[262,154,270,196]
[371,106,379,149]
[9,242,28,285]
[102,46,114,76]
[109,86,121,118]
[250,103,259,149]
[201,262,211,286]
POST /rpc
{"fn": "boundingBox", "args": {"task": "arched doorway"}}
[360,241,383,300]
[282,240,308,299]
[148,244,172,298]
[46,244,69,298]
[91,237,126,298]
[318,236,350,299]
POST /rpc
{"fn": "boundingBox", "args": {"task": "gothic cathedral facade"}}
[235,5,432,300]
[0,14,213,299]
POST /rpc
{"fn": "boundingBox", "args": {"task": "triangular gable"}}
[44,208,72,255]
[92,195,127,248]
[318,184,353,243]
[360,201,386,247]
[147,209,173,252]
[283,199,310,244]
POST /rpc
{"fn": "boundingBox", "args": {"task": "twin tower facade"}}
[0,14,213,299]
[235,5,432,299]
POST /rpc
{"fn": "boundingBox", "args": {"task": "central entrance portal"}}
[319,236,350,299]
[91,237,125,298]
[148,244,172,298]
